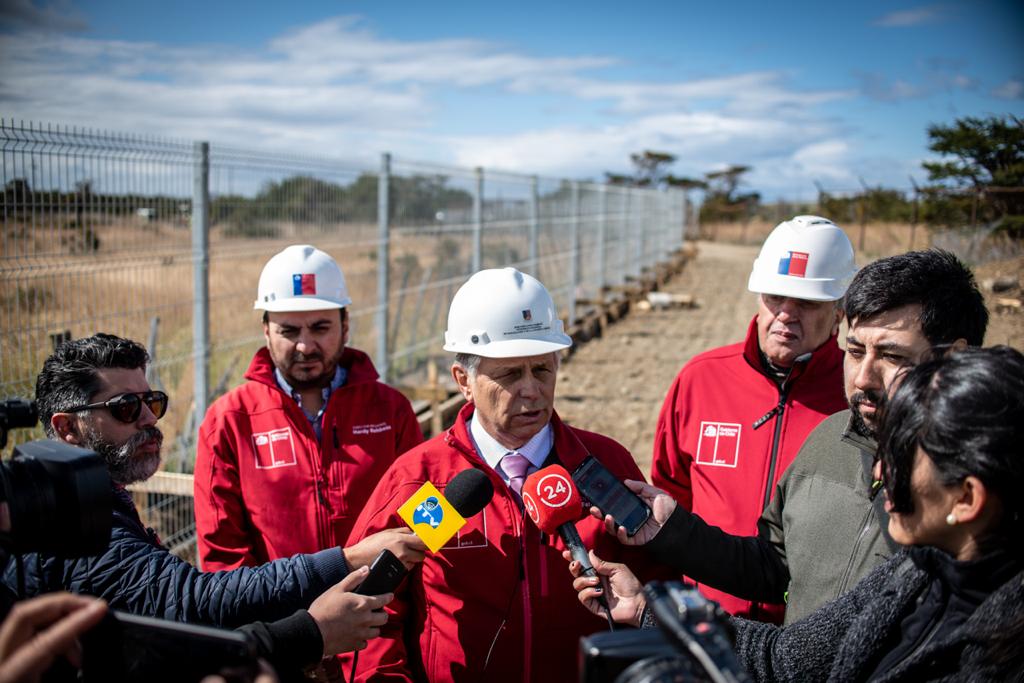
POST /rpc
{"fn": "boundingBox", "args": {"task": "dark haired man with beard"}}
[590,249,988,625]
[194,245,424,574]
[4,333,421,674]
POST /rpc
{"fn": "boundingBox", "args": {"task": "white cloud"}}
[992,79,1024,100]
[0,13,915,198]
[873,5,945,28]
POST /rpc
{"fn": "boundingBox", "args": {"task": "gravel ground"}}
[555,240,760,474]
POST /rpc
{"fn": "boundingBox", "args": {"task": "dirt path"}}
[556,240,760,474]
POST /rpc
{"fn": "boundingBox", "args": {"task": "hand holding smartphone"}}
[355,549,408,597]
[571,456,652,537]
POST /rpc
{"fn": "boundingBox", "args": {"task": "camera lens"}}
[0,442,112,557]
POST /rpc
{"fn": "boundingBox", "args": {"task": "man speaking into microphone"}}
[346,268,661,683]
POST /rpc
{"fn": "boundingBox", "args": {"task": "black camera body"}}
[1,398,260,681]
[1,439,113,557]
[1,398,112,559]
[579,582,751,683]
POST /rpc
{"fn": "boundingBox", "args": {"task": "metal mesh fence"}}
[1,118,687,555]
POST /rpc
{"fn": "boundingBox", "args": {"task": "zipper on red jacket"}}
[753,353,810,513]
[758,387,789,513]
[315,476,330,508]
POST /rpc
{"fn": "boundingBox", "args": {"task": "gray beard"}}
[81,424,163,485]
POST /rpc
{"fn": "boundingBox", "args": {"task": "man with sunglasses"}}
[194,245,425,574]
[3,333,421,670]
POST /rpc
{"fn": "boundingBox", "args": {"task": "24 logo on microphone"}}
[522,471,574,526]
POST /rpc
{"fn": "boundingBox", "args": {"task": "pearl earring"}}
[945,512,957,526]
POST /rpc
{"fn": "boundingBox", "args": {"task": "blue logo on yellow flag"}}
[398,481,466,553]
[413,497,443,528]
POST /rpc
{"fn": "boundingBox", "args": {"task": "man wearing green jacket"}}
[595,249,989,624]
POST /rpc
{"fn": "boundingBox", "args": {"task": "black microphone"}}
[445,468,495,518]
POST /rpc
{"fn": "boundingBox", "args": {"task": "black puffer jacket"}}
[734,548,1024,682]
[2,488,349,628]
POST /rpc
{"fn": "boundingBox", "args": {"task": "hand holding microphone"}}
[354,468,495,591]
[520,465,615,629]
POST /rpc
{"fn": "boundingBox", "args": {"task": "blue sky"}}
[1,0,1021,200]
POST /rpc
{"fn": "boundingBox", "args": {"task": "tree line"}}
[606,115,1023,237]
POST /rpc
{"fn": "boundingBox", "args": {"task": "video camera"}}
[0,398,112,559]
[579,581,751,683]
[1,399,258,682]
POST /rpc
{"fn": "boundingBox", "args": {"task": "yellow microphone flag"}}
[397,481,467,553]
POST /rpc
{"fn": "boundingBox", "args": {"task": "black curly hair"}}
[35,333,149,437]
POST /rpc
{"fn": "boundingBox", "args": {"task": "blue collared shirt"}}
[274,365,347,441]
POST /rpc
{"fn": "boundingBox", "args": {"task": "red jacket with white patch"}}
[651,317,846,622]
[345,404,662,683]
[194,347,423,570]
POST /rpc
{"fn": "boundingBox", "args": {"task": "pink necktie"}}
[502,452,532,498]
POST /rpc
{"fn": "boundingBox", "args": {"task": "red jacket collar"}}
[243,346,380,389]
[741,315,843,386]
[444,402,592,472]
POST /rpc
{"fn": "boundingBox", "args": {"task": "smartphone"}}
[572,456,651,537]
[80,610,257,683]
[355,549,408,596]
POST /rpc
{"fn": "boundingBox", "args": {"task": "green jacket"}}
[647,410,897,625]
[761,409,897,624]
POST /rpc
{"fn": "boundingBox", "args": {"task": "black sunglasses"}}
[66,391,169,424]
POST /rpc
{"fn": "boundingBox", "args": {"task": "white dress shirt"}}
[467,414,553,485]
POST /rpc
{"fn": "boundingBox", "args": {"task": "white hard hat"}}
[254,245,352,312]
[443,268,573,358]
[747,216,856,301]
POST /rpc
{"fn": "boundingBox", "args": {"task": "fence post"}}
[377,152,391,381]
[472,167,483,273]
[569,181,580,326]
[659,191,668,261]
[633,188,643,278]
[529,175,540,276]
[597,184,607,290]
[622,188,631,283]
[191,141,210,444]
[681,189,689,244]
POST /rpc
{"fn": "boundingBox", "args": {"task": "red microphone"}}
[522,465,611,621]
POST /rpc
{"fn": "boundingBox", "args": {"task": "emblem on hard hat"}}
[292,273,317,295]
[522,309,532,321]
[777,251,809,278]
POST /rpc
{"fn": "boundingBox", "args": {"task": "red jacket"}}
[194,347,423,570]
[345,404,662,683]
[651,317,846,621]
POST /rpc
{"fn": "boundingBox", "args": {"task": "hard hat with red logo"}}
[254,244,352,312]
[747,215,856,301]
[443,268,572,358]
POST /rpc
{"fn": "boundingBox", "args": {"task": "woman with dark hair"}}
[570,346,1024,681]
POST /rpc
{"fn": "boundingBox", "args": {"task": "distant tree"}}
[922,114,1024,235]
[630,150,677,187]
[604,172,634,186]
[664,175,708,191]
[700,165,760,223]
[216,173,473,238]
[390,174,473,224]
[704,165,751,199]
[604,150,679,187]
